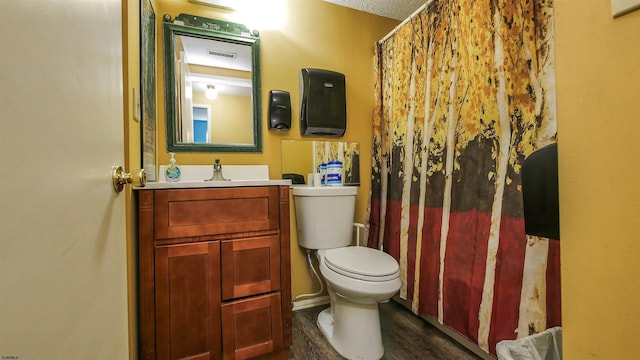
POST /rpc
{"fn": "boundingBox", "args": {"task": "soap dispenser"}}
[164,152,181,182]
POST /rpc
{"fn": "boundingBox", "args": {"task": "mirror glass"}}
[281,140,360,185]
[164,14,262,152]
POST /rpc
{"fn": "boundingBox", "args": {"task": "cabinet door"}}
[155,242,221,360]
[221,235,281,300]
[221,293,283,360]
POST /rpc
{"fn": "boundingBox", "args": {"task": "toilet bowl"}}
[319,247,400,304]
[317,247,400,360]
[292,186,401,360]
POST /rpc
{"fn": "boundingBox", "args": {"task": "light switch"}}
[612,0,640,17]
[133,88,141,122]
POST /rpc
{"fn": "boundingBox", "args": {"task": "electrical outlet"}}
[612,0,640,17]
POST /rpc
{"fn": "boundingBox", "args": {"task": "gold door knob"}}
[112,165,146,193]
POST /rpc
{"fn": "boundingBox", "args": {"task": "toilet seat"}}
[323,247,399,282]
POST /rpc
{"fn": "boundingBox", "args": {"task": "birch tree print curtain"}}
[367,0,560,354]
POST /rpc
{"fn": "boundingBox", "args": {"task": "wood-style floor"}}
[289,300,482,360]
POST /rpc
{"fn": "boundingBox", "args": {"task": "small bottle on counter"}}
[164,152,181,182]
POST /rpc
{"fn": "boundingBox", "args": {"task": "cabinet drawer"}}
[221,235,281,300]
[221,293,283,360]
[154,187,280,240]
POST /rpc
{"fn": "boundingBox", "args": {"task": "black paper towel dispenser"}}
[299,68,346,136]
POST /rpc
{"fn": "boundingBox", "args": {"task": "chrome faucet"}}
[206,158,229,181]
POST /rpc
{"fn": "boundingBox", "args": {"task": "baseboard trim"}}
[292,296,330,311]
[392,296,495,360]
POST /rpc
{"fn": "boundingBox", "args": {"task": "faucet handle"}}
[214,158,222,170]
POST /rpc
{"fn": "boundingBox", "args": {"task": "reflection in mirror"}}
[281,140,360,185]
[176,35,253,144]
[164,14,262,152]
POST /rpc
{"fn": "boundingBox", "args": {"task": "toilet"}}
[293,186,401,360]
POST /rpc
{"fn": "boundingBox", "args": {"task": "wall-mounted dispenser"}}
[299,68,346,136]
[268,90,292,131]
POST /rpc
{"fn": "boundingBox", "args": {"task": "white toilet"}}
[293,186,401,360]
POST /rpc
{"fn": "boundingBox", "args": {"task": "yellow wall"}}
[210,95,252,143]
[192,92,253,143]
[555,1,640,358]
[281,140,315,177]
[153,0,397,298]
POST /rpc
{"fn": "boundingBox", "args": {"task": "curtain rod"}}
[377,0,433,44]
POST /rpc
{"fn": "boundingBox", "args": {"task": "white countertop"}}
[135,179,291,190]
[134,164,292,190]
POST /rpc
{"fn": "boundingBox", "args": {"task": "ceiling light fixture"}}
[206,84,218,100]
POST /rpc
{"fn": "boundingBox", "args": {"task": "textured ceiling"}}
[323,0,426,20]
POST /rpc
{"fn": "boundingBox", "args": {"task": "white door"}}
[0,1,129,359]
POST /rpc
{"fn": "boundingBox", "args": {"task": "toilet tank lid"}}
[292,186,357,196]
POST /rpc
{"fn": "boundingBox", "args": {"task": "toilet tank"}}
[292,186,357,250]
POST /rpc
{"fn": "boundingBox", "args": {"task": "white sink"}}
[157,164,270,183]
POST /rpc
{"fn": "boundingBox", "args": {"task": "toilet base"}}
[317,292,384,360]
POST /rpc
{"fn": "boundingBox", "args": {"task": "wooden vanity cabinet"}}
[138,186,291,360]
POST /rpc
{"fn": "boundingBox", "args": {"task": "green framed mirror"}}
[163,14,262,153]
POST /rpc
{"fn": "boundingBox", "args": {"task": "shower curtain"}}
[367,0,560,354]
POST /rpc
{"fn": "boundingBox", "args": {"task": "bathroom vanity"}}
[136,181,291,360]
